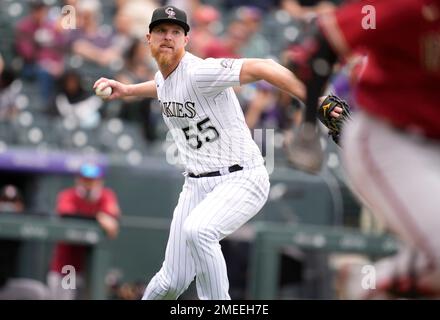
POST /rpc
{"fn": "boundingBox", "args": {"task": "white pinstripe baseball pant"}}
[142,164,270,300]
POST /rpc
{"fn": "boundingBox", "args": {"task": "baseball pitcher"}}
[94,5,306,300]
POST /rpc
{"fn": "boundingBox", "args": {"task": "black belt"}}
[188,165,243,178]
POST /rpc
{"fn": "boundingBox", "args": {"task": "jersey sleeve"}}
[192,58,244,97]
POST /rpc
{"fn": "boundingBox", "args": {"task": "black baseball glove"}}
[317,94,352,145]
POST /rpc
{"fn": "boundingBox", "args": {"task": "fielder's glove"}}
[317,94,352,145]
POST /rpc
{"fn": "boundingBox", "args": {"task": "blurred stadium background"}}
[0,0,398,300]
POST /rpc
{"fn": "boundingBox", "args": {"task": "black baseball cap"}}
[149,6,190,34]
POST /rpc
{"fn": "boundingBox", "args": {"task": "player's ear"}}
[184,35,189,47]
[146,33,151,44]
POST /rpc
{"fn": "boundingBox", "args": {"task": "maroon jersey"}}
[50,188,120,273]
[320,0,440,138]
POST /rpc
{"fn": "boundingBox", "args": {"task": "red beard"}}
[151,45,183,68]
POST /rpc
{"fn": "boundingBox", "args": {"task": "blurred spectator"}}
[112,12,136,57]
[204,19,250,58]
[0,68,20,121]
[245,81,279,130]
[223,0,278,12]
[244,80,304,155]
[281,0,338,19]
[235,6,271,58]
[14,0,66,106]
[116,39,157,143]
[0,185,24,213]
[47,163,121,300]
[53,70,103,129]
[328,54,367,111]
[68,0,121,68]
[166,0,200,18]
[187,5,221,58]
[115,0,159,39]
[0,185,50,299]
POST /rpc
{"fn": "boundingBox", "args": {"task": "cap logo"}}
[165,7,176,19]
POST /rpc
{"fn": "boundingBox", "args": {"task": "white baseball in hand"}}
[95,84,112,98]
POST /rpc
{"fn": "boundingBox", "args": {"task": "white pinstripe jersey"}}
[155,52,264,175]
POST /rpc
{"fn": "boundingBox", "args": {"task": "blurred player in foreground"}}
[289,0,440,298]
